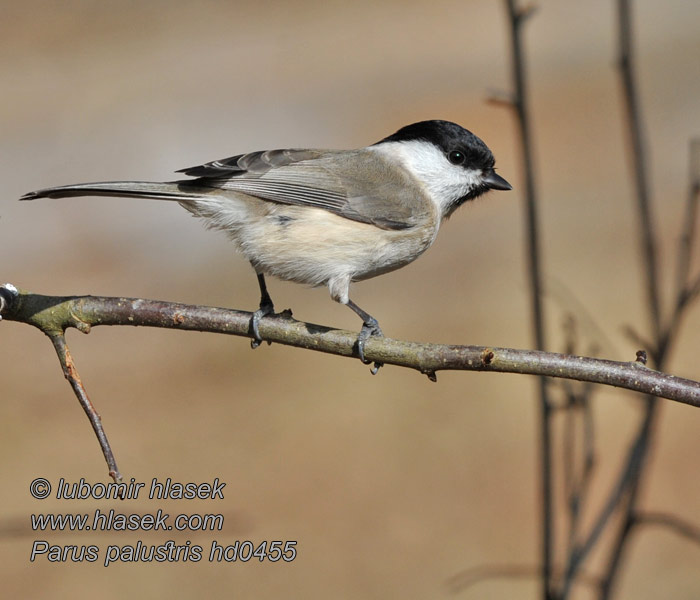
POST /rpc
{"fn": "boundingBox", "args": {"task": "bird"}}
[21,119,512,372]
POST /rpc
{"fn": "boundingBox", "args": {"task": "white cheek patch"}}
[373,141,484,220]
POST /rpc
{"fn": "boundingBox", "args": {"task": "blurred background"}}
[1,0,698,597]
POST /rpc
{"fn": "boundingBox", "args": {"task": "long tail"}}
[20,180,204,202]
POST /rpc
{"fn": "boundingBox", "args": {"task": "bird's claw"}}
[357,320,384,374]
[250,302,275,349]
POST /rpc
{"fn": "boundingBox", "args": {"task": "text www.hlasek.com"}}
[32,509,223,533]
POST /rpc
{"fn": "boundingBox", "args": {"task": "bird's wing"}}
[177,148,324,177]
[177,149,429,231]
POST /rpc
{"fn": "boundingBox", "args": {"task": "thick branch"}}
[2,285,699,407]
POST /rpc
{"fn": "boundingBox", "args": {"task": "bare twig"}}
[673,139,700,307]
[617,0,661,341]
[634,511,700,546]
[0,284,123,483]
[562,318,588,556]
[596,2,664,596]
[48,334,123,484]
[548,280,621,359]
[685,274,700,305]
[658,141,700,357]
[562,380,597,562]
[486,89,516,109]
[448,563,600,594]
[560,402,653,597]
[598,396,665,600]
[502,2,555,596]
[580,387,596,499]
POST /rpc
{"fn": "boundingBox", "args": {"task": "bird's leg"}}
[346,299,384,374]
[250,273,275,349]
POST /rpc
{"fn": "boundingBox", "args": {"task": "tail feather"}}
[20,180,204,202]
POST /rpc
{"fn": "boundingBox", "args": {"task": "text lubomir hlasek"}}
[54,478,225,500]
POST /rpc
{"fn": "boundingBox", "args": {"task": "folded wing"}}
[179,149,427,231]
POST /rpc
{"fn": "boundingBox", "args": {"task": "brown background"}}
[1,1,698,598]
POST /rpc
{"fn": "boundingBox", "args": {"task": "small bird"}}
[21,120,511,372]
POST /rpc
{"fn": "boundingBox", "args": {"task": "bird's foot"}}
[357,319,384,374]
[250,301,275,349]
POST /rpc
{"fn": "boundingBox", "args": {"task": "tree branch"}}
[617,0,661,342]
[596,2,665,597]
[3,285,699,406]
[673,139,700,310]
[633,511,700,546]
[659,139,700,358]
[447,563,600,595]
[48,333,123,485]
[502,2,555,596]
[561,401,654,597]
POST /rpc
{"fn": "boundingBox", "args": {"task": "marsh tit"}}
[21,120,511,371]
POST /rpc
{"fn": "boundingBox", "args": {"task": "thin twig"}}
[561,2,667,596]
[560,402,653,598]
[48,333,122,484]
[596,2,666,596]
[597,397,658,600]
[673,140,700,308]
[633,511,700,546]
[548,280,622,359]
[658,149,700,358]
[561,318,583,557]
[486,89,516,108]
[685,274,700,305]
[563,383,576,539]
[617,0,661,341]
[578,388,597,525]
[503,2,554,596]
[562,380,597,562]
[448,563,600,594]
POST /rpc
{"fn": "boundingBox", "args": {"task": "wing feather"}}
[177,148,428,230]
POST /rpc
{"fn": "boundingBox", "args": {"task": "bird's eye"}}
[448,151,465,165]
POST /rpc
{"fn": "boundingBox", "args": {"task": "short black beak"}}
[483,170,512,191]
